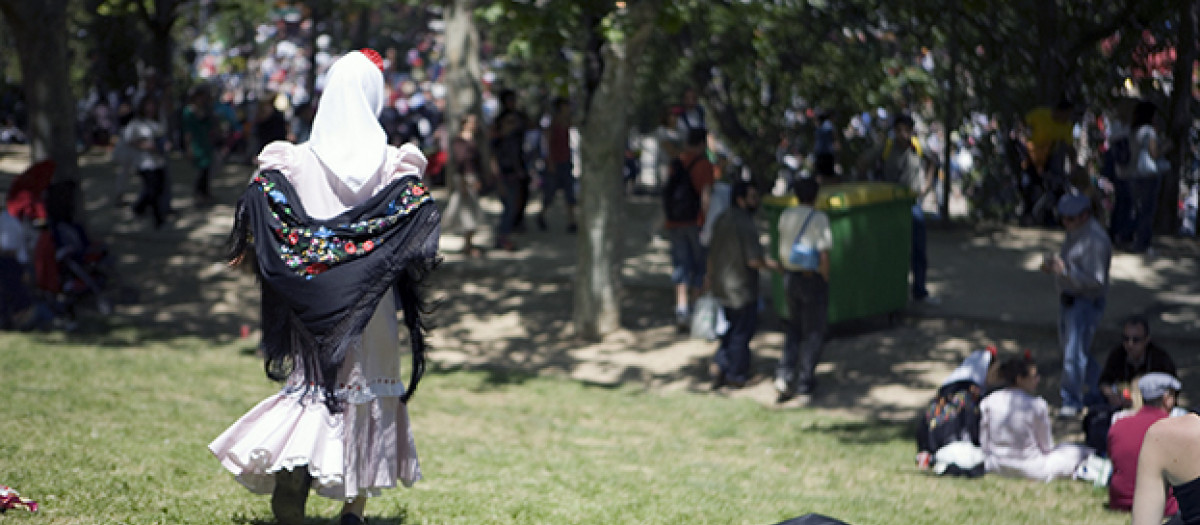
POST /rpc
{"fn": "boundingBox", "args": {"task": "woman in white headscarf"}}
[209,49,438,525]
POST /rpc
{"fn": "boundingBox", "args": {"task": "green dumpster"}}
[762,182,915,324]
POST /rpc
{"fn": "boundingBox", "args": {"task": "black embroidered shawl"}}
[228,169,440,411]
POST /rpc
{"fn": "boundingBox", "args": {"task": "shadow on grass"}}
[239,514,414,525]
[814,419,913,445]
[7,148,1200,423]
[429,360,540,390]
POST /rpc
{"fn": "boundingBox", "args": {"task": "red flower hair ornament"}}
[360,48,385,71]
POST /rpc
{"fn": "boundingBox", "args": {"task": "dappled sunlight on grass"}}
[0,147,1192,522]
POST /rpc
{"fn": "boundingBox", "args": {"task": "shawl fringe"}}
[227,170,440,413]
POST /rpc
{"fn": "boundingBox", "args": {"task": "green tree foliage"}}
[633,0,935,185]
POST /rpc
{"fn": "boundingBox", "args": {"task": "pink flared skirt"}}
[209,388,421,501]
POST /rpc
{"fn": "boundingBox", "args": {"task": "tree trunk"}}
[443,0,484,184]
[941,23,958,220]
[1158,3,1196,234]
[305,0,331,108]
[0,0,79,185]
[1034,0,1065,105]
[132,0,179,143]
[574,0,660,341]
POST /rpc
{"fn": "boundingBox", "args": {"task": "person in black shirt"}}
[1098,314,1177,409]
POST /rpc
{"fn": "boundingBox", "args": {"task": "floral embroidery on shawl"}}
[249,172,432,278]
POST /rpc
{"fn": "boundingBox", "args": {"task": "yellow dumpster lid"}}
[762,182,914,211]
[819,182,915,210]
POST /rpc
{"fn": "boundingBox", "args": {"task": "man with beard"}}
[707,179,779,389]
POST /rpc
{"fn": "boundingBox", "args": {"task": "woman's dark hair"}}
[999,354,1035,386]
[1132,100,1157,129]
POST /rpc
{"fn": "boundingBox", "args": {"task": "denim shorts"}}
[543,161,576,206]
[667,225,706,288]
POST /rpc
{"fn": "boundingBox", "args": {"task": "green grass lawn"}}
[1,331,1126,525]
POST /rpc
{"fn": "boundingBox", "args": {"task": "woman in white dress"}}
[980,354,1091,482]
[209,49,440,525]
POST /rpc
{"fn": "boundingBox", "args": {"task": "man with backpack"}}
[774,177,832,398]
[663,128,715,331]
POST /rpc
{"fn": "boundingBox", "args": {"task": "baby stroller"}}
[8,163,126,321]
[40,181,131,320]
[6,159,53,223]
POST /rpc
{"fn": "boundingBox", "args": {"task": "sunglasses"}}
[1123,336,1146,343]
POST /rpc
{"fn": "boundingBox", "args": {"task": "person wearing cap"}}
[1041,192,1112,418]
[1131,406,1200,525]
[1108,373,1182,514]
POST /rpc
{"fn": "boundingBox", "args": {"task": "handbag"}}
[690,293,719,341]
[787,209,820,270]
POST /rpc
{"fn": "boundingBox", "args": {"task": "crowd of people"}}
[1,7,1197,521]
[908,313,1191,521]
[648,92,1195,521]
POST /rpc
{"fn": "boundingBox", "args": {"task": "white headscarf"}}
[306,51,387,193]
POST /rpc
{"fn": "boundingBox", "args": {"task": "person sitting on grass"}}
[915,346,1001,471]
[1132,408,1200,525]
[980,353,1092,482]
[1098,315,1177,411]
[1082,315,1178,455]
[0,209,53,331]
[1108,373,1181,516]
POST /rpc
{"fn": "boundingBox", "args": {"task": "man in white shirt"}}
[774,177,833,398]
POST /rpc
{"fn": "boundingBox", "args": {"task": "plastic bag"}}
[1137,149,1158,176]
[691,294,719,341]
